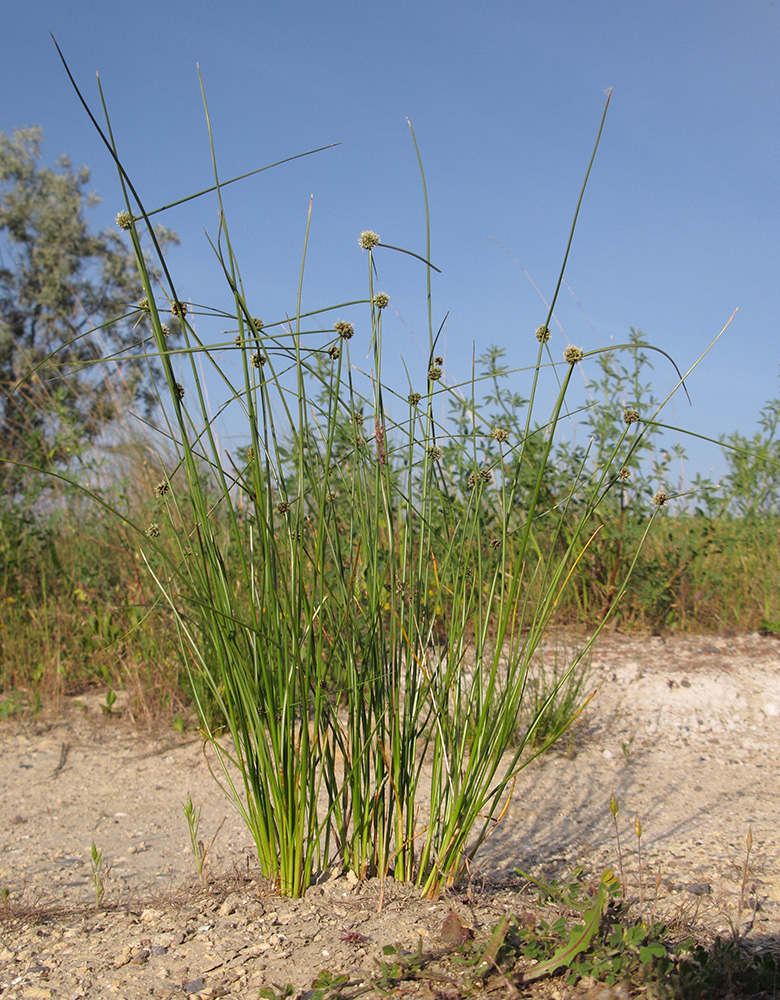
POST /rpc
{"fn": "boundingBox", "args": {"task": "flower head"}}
[427,445,443,461]
[171,301,188,319]
[153,480,169,499]
[535,324,551,343]
[624,407,640,425]
[145,523,160,538]
[116,210,134,231]
[334,321,354,340]
[251,352,266,368]
[175,382,185,400]
[408,392,422,406]
[373,292,390,310]
[327,345,341,360]
[492,427,509,443]
[427,365,443,382]
[359,230,381,250]
[618,467,631,482]
[653,491,668,507]
[468,468,491,488]
[564,345,584,364]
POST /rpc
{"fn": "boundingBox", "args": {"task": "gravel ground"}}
[1,632,778,998]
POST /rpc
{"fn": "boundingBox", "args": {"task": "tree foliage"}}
[0,125,177,489]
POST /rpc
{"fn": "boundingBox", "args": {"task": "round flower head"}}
[153,480,169,499]
[334,321,354,340]
[116,210,134,231]
[535,325,550,343]
[618,467,631,482]
[408,392,422,406]
[564,345,584,364]
[251,353,266,368]
[138,297,150,313]
[171,301,187,319]
[277,500,292,515]
[328,345,341,360]
[624,407,640,425]
[653,491,668,507]
[373,292,390,310]
[427,445,443,461]
[175,382,185,400]
[359,230,381,250]
[145,523,160,538]
[427,365,443,382]
[492,427,509,443]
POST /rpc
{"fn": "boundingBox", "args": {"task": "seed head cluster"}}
[564,345,584,364]
[115,211,134,231]
[373,292,390,310]
[535,325,550,343]
[624,407,640,425]
[334,321,354,340]
[359,230,381,250]
[468,469,491,488]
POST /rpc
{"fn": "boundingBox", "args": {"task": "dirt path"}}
[1,633,778,998]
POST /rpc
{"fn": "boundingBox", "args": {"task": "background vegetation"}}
[1,123,779,730]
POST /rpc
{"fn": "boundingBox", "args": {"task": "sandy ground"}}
[0,632,778,998]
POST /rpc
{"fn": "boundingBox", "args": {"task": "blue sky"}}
[4,1,779,485]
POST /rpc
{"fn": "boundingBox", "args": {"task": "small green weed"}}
[100,688,117,714]
[373,939,427,991]
[90,842,110,909]
[182,794,222,882]
[257,986,295,1000]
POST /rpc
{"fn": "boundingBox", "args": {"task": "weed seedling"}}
[90,841,110,909]
[633,813,645,923]
[100,688,117,714]
[182,794,204,880]
[733,824,754,940]
[182,794,223,882]
[610,796,626,898]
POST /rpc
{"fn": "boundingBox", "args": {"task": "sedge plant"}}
[45,51,716,900]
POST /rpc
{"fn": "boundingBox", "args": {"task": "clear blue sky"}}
[4,1,779,485]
